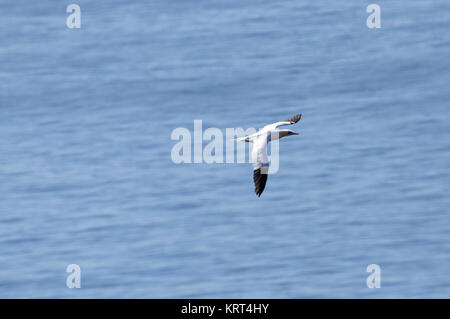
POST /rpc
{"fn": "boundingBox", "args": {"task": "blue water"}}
[1,0,450,298]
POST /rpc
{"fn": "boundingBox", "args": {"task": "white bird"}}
[236,114,302,197]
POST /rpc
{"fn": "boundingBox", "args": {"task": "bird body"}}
[251,133,269,170]
[236,114,302,196]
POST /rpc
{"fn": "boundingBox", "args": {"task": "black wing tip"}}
[253,168,268,197]
[288,114,302,124]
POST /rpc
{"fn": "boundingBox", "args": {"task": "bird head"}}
[278,129,299,138]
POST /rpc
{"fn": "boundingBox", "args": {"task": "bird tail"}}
[234,136,251,142]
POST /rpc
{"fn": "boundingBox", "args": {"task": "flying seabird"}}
[236,114,302,197]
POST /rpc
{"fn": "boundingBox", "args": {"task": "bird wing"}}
[251,135,270,196]
[262,114,302,132]
[253,168,268,197]
[235,130,264,143]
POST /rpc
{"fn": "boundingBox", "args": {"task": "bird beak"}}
[292,131,299,135]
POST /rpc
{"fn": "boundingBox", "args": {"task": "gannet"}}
[236,114,302,197]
